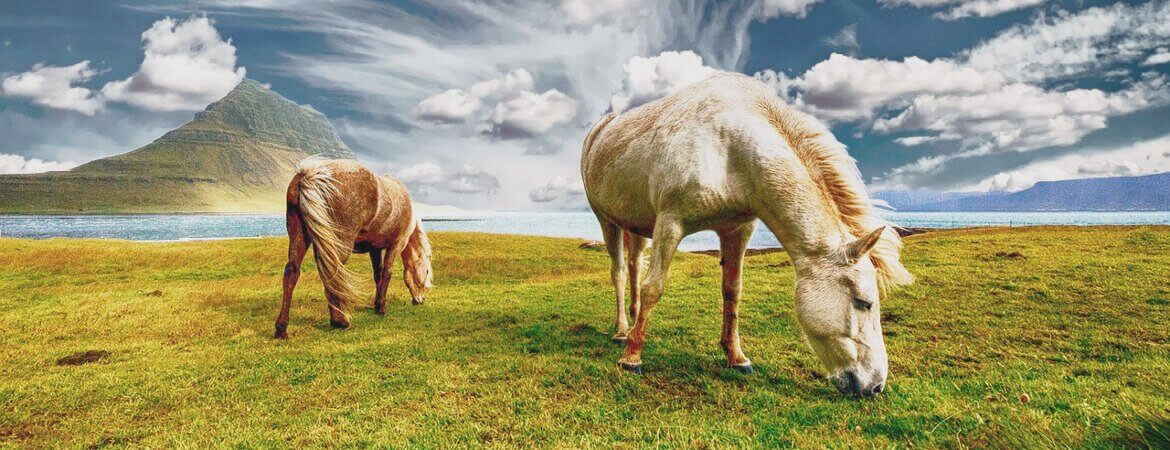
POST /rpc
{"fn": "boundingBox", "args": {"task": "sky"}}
[2,0,1169,210]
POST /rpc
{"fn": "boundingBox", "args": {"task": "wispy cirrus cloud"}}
[180,0,770,208]
[878,0,1043,20]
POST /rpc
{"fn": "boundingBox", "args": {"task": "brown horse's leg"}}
[370,248,388,315]
[625,233,647,320]
[326,289,350,329]
[600,221,628,342]
[276,208,310,339]
[619,217,684,374]
[718,222,755,373]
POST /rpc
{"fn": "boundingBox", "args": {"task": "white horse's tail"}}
[295,159,362,310]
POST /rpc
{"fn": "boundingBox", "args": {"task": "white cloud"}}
[879,0,1043,20]
[758,0,825,20]
[791,53,1005,121]
[970,135,1170,191]
[414,89,481,123]
[823,24,859,51]
[980,165,1070,192]
[395,162,500,195]
[760,1,1170,192]
[447,165,500,194]
[101,16,246,112]
[396,162,445,185]
[893,135,938,146]
[416,68,576,139]
[753,69,800,102]
[0,153,76,174]
[1,61,102,115]
[963,1,1170,83]
[1076,159,1141,177]
[560,0,640,26]
[938,0,1044,20]
[872,75,1170,153]
[0,108,185,168]
[468,68,535,100]
[529,176,585,204]
[1143,48,1170,66]
[610,50,717,113]
[484,90,578,138]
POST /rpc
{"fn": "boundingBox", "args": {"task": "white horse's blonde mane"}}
[757,97,914,293]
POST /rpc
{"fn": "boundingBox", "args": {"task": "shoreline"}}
[687,226,937,257]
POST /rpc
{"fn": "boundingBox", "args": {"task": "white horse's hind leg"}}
[599,220,629,342]
[718,222,755,374]
[625,232,648,321]
[619,216,685,374]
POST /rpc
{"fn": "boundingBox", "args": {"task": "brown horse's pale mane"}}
[758,97,914,293]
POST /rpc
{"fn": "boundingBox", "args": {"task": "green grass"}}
[1,227,1168,447]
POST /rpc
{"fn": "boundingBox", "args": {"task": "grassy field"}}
[1,227,1168,447]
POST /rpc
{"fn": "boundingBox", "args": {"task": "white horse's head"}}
[795,227,889,397]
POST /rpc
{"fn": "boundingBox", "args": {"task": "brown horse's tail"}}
[401,217,433,304]
[293,159,362,310]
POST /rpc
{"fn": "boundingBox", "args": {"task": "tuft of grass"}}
[0,226,1168,447]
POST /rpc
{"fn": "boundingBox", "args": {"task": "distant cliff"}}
[875,172,1170,212]
[0,79,355,213]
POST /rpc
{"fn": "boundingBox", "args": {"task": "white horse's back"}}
[582,72,802,236]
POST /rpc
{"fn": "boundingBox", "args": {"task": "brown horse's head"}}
[402,219,433,305]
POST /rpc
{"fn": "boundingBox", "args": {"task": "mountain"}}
[0,79,356,213]
[871,190,1005,211]
[875,172,1170,211]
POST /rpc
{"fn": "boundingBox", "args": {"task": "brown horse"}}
[275,158,433,339]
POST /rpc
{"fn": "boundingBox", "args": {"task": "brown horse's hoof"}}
[274,324,288,339]
[619,362,643,375]
[411,298,423,306]
[374,307,386,316]
[731,363,754,375]
[329,319,350,329]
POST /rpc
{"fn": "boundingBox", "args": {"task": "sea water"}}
[2,211,1169,251]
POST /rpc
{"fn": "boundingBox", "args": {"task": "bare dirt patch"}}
[56,350,110,366]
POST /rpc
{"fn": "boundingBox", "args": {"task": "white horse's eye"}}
[852,297,873,311]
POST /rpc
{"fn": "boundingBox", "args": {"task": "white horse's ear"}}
[845,226,886,262]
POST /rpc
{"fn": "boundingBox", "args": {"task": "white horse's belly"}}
[586,161,752,237]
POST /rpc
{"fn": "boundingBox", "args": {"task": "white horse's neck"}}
[756,183,848,264]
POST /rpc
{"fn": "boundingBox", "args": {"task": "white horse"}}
[580,72,912,397]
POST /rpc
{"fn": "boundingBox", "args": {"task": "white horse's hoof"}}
[619,361,643,374]
[731,363,754,374]
[611,333,628,344]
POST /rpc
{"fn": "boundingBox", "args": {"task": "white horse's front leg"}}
[599,220,629,342]
[619,216,685,374]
